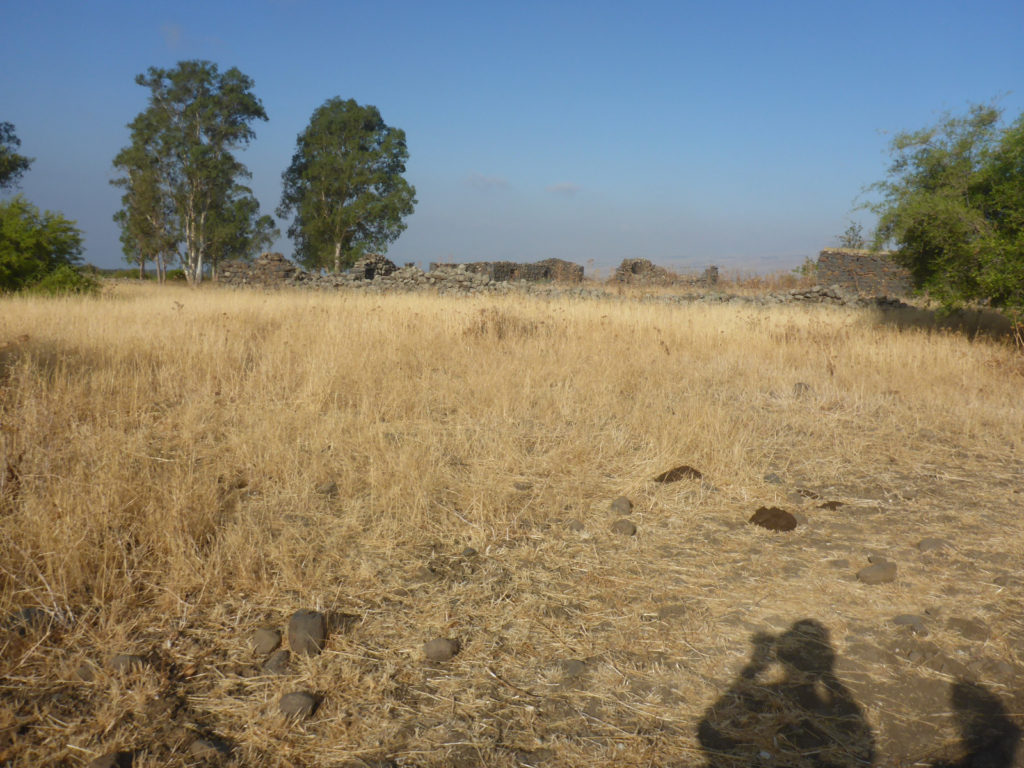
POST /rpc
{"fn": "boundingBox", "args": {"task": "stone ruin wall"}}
[816,249,911,296]
[613,258,719,287]
[427,258,584,283]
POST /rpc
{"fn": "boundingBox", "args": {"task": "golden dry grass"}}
[1,284,1023,766]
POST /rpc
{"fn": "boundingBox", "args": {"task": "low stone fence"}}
[428,258,584,283]
[816,249,911,296]
[613,258,718,287]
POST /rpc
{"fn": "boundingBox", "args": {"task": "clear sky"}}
[2,0,1022,275]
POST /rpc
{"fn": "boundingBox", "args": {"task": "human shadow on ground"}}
[873,304,1018,342]
[697,619,875,767]
[930,679,1021,768]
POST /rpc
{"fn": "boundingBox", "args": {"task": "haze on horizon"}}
[2,0,1022,276]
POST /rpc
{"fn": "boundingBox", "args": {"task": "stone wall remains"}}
[815,249,911,296]
[217,252,298,287]
[613,258,718,287]
[427,258,584,283]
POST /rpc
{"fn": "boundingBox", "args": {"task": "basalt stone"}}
[263,649,291,675]
[819,500,843,510]
[460,547,478,558]
[793,382,813,398]
[513,481,533,491]
[109,654,146,673]
[610,519,637,536]
[763,472,784,485]
[88,753,133,768]
[610,496,633,516]
[946,617,990,641]
[566,519,585,532]
[288,609,326,656]
[251,628,282,655]
[857,561,897,585]
[424,637,461,662]
[653,465,703,482]
[749,506,797,532]
[316,480,338,497]
[279,691,320,719]
[559,658,588,678]
[893,614,928,635]
[189,737,231,758]
[917,537,951,553]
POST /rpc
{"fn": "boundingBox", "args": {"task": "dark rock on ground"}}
[279,691,320,719]
[892,614,928,635]
[917,537,951,552]
[559,659,588,678]
[749,506,797,532]
[610,518,637,536]
[189,737,231,758]
[461,546,478,558]
[251,628,282,655]
[424,637,461,662]
[566,519,585,532]
[657,604,688,620]
[653,464,702,482]
[288,609,326,655]
[610,496,633,516]
[763,472,784,485]
[946,617,990,641]
[513,481,533,491]
[793,382,813,398]
[857,561,898,585]
[88,753,133,768]
[819,500,843,510]
[827,558,850,569]
[263,650,291,675]
[109,654,146,673]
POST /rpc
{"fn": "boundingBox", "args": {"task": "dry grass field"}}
[1,283,1023,767]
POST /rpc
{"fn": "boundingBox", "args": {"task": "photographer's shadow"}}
[698,619,875,767]
[931,679,1020,768]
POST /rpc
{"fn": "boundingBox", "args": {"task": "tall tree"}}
[112,112,179,281]
[114,60,268,284]
[278,98,416,273]
[0,122,34,191]
[205,184,279,277]
[867,104,1021,311]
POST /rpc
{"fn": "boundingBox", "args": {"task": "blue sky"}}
[2,0,1022,275]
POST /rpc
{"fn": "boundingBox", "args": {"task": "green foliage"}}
[278,98,417,273]
[868,103,1024,315]
[837,222,866,249]
[0,195,84,292]
[792,256,818,279]
[0,122,34,191]
[113,61,272,284]
[24,265,100,296]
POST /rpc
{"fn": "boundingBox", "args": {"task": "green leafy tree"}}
[0,123,33,191]
[0,195,84,291]
[837,222,866,249]
[205,184,279,277]
[867,103,1024,314]
[115,60,269,284]
[278,98,417,273]
[112,112,179,281]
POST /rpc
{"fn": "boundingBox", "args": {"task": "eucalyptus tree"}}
[278,98,416,273]
[113,60,269,284]
[0,122,33,191]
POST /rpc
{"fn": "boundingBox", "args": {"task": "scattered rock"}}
[316,480,338,497]
[88,753,133,768]
[793,382,813,398]
[749,506,797,532]
[76,661,96,682]
[892,615,928,635]
[189,737,231,758]
[653,464,703,482]
[251,628,282,655]
[819,500,843,510]
[763,472,784,485]
[109,654,146,673]
[263,650,291,675]
[288,609,326,656]
[657,604,688,620]
[867,553,891,564]
[610,519,637,536]
[565,519,585,532]
[827,558,850,569]
[946,617,990,641]
[610,496,633,516]
[857,561,898,585]
[786,492,806,506]
[279,691,320,719]
[559,658,588,678]
[460,547,478,558]
[917,537,951,552]
[6,606,49,634]
[513,481,533,491]
[424,637,461,662]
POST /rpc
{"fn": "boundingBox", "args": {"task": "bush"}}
[24,265,100,296]
[165,268,187,281]
[0,195,84,292]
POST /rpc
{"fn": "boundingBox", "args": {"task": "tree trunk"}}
[333,241,342,274]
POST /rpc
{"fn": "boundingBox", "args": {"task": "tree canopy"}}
[112,60,272,284]
[0,195,84,292]
[278,98,417,273]
[868,103,1024,315]
[0,122,33,191]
